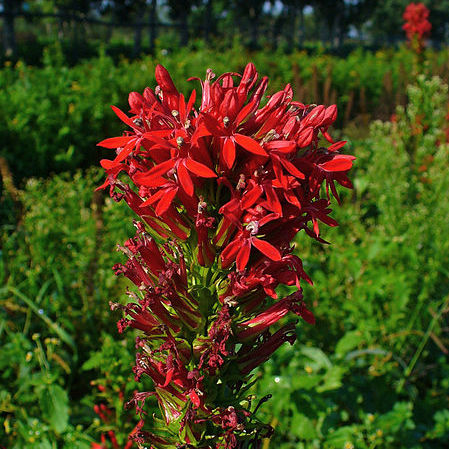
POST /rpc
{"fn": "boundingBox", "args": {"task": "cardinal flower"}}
[98,62,353,449]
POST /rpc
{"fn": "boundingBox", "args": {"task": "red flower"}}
[221,220,281,272]
[403,2,431,52]
[98,62,353,449]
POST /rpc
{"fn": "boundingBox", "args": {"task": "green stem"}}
[396,294,449,394]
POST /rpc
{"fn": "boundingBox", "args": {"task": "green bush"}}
[255,75,449,448]
[1,69,448,448]
[0,168,146,448]
[2,43,449,183]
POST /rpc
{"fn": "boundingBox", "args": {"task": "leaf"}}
[300,346,332,370]
[290,413,318,440]
[335,331,364,357]
[291,374,322,390]
[317,366,346,392]
[39,384,69,433]
[325,425,359,448]
[8,286,75,350]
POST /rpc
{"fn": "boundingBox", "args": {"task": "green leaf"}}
[335,331,364,357]
[300,346,332,370]
[39,384,69,433]
[8,286,75,350]
[325,425,359,448]
[317,366,346,393]
[290,413,318,440]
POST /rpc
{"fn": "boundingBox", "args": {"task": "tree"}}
[311,0,348,46]
[166,0,198,46]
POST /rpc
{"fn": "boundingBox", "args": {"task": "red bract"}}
[402,2,431,52]
[99,63,354,448]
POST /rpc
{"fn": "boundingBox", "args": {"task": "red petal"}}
[111,105,136,128]
[320,155,354,172]
[264,183,282,215]
[155,188,178,216]
[97,136,133,148]
[202,113,223,135]
[297,303,315,325]
[297,127,314,148]
[128,91,144,113]
[178,93,186,121]
[142,132,173,149]
[142,159,175,180]
[235,100,257,125]
[236,241,251,272]
[186,89,196,114]
[184,159,217,178]
[155,64,178,94]
[134,175,167,188]
[322,130,334,143]
[178,163,194,196]
[241,185,263,209]
[221,238,241,268]
[95,178,110,191]
[189,390,201,408]
[114,140,136,164]
[303,105,326,127]
[279,158,306,179]
[265,140,297,154]
[252,238,281,261]
[328,140,347,152]
[223,137,236,169]
[234,134,267,156]
[140,189,165,207]
[100,159,116,169]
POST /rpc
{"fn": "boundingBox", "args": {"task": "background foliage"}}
[2,0,449,62]
[1,44,449,448]
[3,42,449,184]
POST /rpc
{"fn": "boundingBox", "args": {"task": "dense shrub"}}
[0,168,144,448]
[2,44,449,183]
[1,74,448,448]
[255,75,449,448]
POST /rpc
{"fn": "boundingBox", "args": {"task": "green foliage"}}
[1,64,449,448]
[0,168,143,447]
[3,44,449,183]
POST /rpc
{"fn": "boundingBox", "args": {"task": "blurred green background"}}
[1,1,449,448]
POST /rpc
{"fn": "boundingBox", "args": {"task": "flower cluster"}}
[402,2,431,52]
[98,63,354,448]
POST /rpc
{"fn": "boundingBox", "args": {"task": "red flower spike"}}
[403,3,431,52]
[98,62,353,449]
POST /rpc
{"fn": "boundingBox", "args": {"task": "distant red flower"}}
[403,2,431,52]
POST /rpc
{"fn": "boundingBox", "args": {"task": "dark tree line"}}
[2,0,449,56]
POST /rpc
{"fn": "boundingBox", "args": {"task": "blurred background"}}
[1,1,448,448]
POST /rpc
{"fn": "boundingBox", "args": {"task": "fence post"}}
[2,0,17,57]
[134,23,143,56]
[149,0,157,54]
